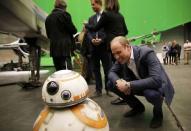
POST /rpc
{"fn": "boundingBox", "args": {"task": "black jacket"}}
[87,14,107,52]
[85,11,128,48]
[45,8,77,57]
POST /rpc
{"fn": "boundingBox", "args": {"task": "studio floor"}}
[0,62,191,131]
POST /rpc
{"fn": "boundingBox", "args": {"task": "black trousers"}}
[52,56,72,71]
[91,50,112,92]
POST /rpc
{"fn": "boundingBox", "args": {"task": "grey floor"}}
[0,61,191,131]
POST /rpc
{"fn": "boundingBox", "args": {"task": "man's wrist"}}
[125,82,130,88]
[124,81,131,95]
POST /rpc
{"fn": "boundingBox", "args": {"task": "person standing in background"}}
[45,0,77,71]
[80,27,95,84]
[175,41,181,64]
[183,40,191,64]
[85,0,128,103]
[170,40,178,65]
[85,0,128,63]
[162,42,169,65]
[86,0,112,97]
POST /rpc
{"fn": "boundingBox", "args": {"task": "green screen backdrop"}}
[33,0,191,39]
[33,0,191,66]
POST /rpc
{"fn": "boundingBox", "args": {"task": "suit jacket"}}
[81,13,107,58]
[85,11,128,48]
[87,13,107,52]
[45,8,77,57]
[108,46,174,105]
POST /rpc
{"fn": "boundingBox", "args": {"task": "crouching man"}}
[108,36,174,128]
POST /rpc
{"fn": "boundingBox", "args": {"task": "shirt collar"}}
[130,46,134,60]
[127,46,134,65]
[97,9,103,15]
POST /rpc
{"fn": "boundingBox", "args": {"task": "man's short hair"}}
[111,36,129,47]
[55,0,67,8]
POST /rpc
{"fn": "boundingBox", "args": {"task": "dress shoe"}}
[124,107,145,117]
[110,97,127,105]
[106,91,113,97]
[90,91,102,98]
[150,116,163,128]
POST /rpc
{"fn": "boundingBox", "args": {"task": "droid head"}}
[42,70,89,108]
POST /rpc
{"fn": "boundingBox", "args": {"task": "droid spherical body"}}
[34,70,109,131]
[42,70,89,108]
[33,98,109,131]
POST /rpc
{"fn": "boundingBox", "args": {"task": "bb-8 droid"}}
[33,70,109,131]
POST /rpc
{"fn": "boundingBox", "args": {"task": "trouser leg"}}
[143,89,163,118]
[93,66,102,92]
[92,55,102,92]
[53,56,65,71]
[188,51,190,64]
[100,52,112,91]
[184,50,189,64]
[53,56,72,71]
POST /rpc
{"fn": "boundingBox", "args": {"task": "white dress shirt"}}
[127,46,141,79]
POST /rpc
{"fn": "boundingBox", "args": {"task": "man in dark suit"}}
[45,0,77,71]
[108,36,174,128]
[85,0,128,62]
[86,0,112,97]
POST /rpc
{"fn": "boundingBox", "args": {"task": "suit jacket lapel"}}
[93,15,97,24]
[89,15,97,25]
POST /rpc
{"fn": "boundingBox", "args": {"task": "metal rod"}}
[128,31,161,42]
[65,61,68,70]
[165,101,185,131]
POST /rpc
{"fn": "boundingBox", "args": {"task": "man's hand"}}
[116,79,131,95]
[92,38,102,46]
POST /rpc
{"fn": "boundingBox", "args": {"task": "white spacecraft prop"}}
[33,70,109,131]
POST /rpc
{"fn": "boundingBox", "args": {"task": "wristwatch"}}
[124,81,131,95]
[125,82,130,88]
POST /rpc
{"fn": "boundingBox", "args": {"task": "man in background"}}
[45,0,77,71]
[183,40,191,64]
[85,0,112,97]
